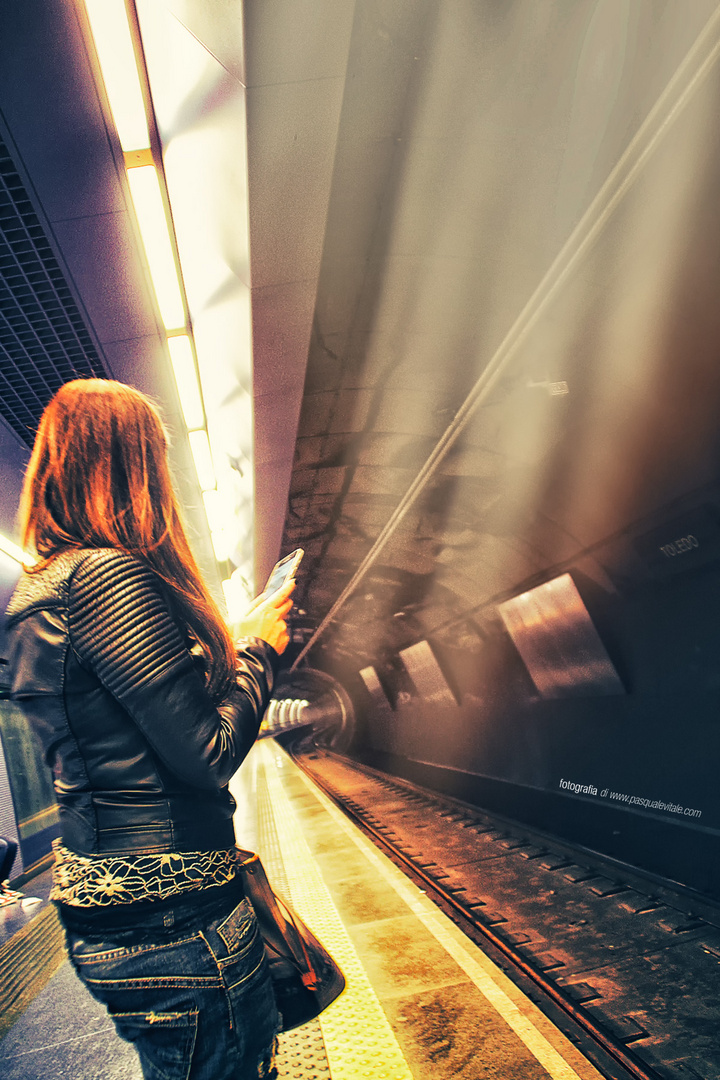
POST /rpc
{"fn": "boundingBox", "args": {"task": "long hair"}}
[20,379,235,698]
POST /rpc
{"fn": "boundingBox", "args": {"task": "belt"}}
[57,873,245,936]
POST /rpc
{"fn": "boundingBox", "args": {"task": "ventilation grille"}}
[0,132,107,447]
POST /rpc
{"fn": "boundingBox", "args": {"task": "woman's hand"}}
[233,579,295,654]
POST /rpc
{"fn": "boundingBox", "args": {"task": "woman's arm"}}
[67,549,280,789]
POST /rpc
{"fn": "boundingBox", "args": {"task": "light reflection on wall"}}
[359,666,392,711]
[399,640,457,706]
[497,573,624,698]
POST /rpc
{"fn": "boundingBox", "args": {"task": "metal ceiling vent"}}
[0,132,107,447]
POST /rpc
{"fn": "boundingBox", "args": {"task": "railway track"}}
[287,741,720,1080]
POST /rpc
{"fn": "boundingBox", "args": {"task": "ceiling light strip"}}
[83,0,150,151]
[188,430,217,492]
[0,533,36,567]
[125,164,186,331]
[82,0,225,562]
[167,334,205,430]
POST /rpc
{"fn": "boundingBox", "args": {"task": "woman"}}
[5,379,292,1079]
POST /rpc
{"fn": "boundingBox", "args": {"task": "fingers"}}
[242,594,264,615]
[268,578,296,601]
[249,578,295,608]
[234,579,295,651]
[259,582,295,612]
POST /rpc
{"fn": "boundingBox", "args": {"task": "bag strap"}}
[237,849,320,989]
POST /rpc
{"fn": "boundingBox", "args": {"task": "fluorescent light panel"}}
[126,166,186,330]
[167,335,204,430]
[210,529,233,563]
[202,490,226,534]
[83,0,150,151]
[0,533,35,566]
[84,0,235,576]
[222,570,253,622]
[188,429,216,492]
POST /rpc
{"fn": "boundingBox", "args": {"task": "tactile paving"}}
[255,761,333,1078]
[259,742,415,1080]
[276,1021,331,1078]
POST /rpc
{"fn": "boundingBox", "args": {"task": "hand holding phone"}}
[232,550,302,654]
[264,549,303,595]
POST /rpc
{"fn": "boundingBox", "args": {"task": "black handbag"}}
[237,849,345,1031]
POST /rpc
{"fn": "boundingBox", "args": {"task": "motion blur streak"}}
[293,2,720,667]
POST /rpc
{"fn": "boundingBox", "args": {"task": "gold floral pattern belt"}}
[50,838,241,908]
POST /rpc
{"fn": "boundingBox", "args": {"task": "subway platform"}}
[0,740,603,1080]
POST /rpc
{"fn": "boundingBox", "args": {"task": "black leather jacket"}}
[4,548,278,856]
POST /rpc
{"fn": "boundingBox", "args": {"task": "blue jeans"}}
[61,886,281,1080]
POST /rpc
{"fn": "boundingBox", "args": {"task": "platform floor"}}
[0,740,603,1079]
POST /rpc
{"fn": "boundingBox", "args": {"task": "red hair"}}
[20,379,235,698]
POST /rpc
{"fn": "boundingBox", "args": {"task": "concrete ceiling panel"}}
[300,388,374,438]
[52,212,160,345]
[317,138,398,262]
[314,260,374,340]
[251,278,315,575]
[245,76,347,289]
[302,330,349,394]
[251,280,316,400]
[254,458,296,579]
[0,0,125,223]
[253,395,300,470]
[354,432,434,470]
[160,0,355,89]
[347,465,416,497]
[243,0,355,87]
[293,434,349,469]
[340,330,474,393]
[337,0,434,142]
[101,336,174,412]
[156,0,247,86]
[238,2,355,586]
[289,467,346,497]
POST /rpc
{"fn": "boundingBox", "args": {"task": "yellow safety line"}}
[292,754,592,1080]
[260,742,415,1080]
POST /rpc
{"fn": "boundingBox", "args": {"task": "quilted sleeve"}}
[68,549,277,789]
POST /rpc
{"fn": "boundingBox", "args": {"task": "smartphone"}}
[264,549,303,594]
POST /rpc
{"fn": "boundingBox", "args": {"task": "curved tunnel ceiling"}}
[277,1,720,678]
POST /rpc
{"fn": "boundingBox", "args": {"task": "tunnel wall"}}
[348,544,720,899]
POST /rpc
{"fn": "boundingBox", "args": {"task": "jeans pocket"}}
[110,1008,198,1080]
[68,932,219,1077]
[214,900,267,994]
[216,898,257,954]
[211,900,281,1052]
